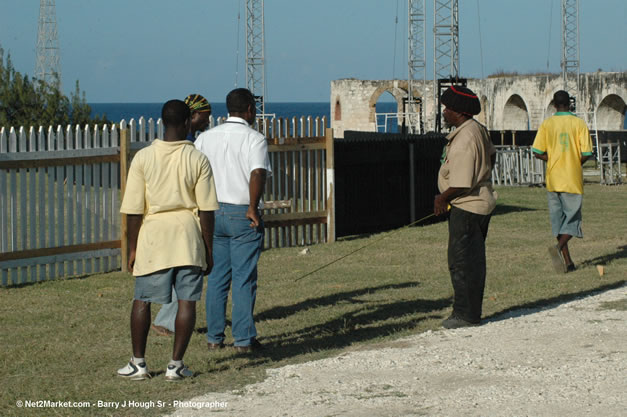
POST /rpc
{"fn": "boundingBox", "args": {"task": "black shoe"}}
[207,342,225,350]
[442,314,479,329]
[234,338,263,353]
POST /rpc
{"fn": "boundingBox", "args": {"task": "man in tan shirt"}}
[117,99,219,380]
[435,85,496,329]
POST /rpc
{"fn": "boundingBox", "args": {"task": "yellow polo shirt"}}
[120,139,219,276]
[438,119,497,215]
[532,112,593,194]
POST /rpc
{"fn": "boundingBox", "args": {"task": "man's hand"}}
[127,250,136,273]
[126,214,143,274]
[434,194,449,216]
[199,210,215,275]
[434,187,466,216]
[247,206,261,229]
[248,168,267,229]
[203,249,213,275]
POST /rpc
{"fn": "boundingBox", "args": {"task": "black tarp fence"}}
[335,131,447,238]
[334,129,625,238]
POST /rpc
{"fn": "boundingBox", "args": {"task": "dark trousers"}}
[447,206,491,323]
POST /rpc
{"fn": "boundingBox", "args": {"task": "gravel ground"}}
[171,284,627,417]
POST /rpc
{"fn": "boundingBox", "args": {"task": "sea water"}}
[89,101,400,132]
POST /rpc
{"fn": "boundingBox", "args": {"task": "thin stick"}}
[294,212,437,282]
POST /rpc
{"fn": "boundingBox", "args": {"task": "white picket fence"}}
[0,115,333,286]
[0,123,123,286]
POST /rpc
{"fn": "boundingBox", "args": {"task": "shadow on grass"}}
[492,203,538,216]
[579,245,627,267]
[195,282,422,334]
[208,294,451,371]
[256,282,421,321]
[483,280,626,323]
[0,272,95,289]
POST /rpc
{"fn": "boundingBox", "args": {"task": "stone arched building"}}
[330,72,627,138]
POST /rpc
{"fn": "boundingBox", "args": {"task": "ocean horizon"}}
[89,101,401,132]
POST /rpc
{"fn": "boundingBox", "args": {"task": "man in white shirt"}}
[195,88,272,352]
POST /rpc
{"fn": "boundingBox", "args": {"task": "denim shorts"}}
[547,192,583,238]
[134,266,203,304]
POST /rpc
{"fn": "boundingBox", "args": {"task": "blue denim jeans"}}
[153,287,178,332]
[547,192,583,238]
[206,203,264,347]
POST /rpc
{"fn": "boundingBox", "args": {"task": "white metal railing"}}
[492,146,545,186]
[599,142,623,185]
[374,112,421,133]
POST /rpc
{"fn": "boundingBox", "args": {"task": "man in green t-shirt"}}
[532,90,593,273]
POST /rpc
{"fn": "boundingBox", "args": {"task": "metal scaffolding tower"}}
[246,0,266,116]
[433,0,459,130]
[407,0,426,133]
[561,0,580,110]
[35,0,61,86]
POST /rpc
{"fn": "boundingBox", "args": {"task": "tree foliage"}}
[0,47,108,129]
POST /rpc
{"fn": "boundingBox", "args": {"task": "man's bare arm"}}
[126,214,143,273]
[199,210,215,275]
[247,169,267,228]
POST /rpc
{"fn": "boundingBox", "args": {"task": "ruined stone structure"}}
[330,72,627,138]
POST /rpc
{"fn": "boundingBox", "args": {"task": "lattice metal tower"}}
[561,0,580,109]
[246,0,266,116]
[433,0,459,123]
[407,0,426,133]
[35,0,61,86]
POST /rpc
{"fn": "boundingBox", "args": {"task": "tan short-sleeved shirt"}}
[438,119,496,215]
[120,139,219,276]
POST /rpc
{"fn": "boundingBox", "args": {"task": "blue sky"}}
[1,0,625,103]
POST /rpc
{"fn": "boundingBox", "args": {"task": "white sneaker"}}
[117,359,151,380]
[165,363,193,381]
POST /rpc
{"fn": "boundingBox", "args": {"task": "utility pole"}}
[35,0,61,87]
[407,0,426,134]
[561,0,580,110]
[246,0,266,117]
[433,0,459,132]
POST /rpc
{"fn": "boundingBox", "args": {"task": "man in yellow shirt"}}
[532,90,593,273]
[117,100,219,380]
[151,93,213,337]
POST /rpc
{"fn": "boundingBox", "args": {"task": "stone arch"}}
[502,94,529,130]
[368,82,409,123]
[596,94,626,130]
[334,96,342,121]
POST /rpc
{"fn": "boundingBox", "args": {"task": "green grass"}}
[1,183,626,416]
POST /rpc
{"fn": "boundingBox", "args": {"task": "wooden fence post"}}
[120,128,130,273]
[409,142,416,223]
[325,127,335,243]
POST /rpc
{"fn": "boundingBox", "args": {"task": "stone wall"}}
[330,72,627,138]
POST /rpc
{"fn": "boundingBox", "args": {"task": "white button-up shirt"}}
[195,117,272,205]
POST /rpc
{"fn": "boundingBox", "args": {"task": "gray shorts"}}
[547,192,583,238]
[133,266,203,304]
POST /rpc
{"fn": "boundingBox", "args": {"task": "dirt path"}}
[170,284,627,417]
